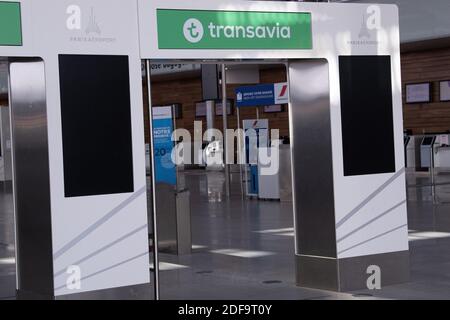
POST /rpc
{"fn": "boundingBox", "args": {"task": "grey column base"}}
[55,282,152,300]
[296,250,410,292]
[16,289,54,300]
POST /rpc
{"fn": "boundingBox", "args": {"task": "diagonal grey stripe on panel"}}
[338,224,408,255]
[53,186,147,260]
[53,224,148,278]
[337,200,406,243]
[54,251,149,292]
[336,168,405,229]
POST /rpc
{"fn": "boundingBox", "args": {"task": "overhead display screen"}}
[440,81,450,102]
[422,137,435,146]
[59,55,134,197]
[406,83,431,104]
[339,55,396,176]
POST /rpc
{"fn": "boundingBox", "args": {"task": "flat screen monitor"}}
[440,80,450,102]
[406,83,431,104]
[154,104,182,119]
[195,101,207,117]
[422,137,435,146]
[59,54,134,197]
[264,105,284,113]
[339,55,396,176]
[215,100,233,116]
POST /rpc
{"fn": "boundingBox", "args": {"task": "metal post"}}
[222,64,231,198]
[430,144,436,204]
[237,108,244,199]
[145,60,160,300]
[256,107,260,119]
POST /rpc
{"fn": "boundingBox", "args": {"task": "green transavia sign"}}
[157,9,312,50]
[0,2,22,46]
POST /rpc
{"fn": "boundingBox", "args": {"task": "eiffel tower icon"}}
[85,7,101,35]
[358,14,371,39]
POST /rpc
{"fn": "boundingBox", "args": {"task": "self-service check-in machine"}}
[420,136,437,168]
[3,0,409,298]
[434,134,450,169]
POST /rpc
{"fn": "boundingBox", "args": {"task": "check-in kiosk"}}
[404,135,410,167]
[406,135,422,170]
[420,136,437,168]
[434,134,450,169]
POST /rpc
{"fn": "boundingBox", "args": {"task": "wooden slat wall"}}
[145,47,450,143]
[402,47,450,134]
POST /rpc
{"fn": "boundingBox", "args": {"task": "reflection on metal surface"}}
[210,248,275,258]
[9,58,53,297]
[0,257,15,265]
[150,262,188,271]
[288,60,335,257]
[409,231,450,241]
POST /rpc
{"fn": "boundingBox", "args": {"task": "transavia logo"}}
[182,18,292,43]
[183,18,204,43]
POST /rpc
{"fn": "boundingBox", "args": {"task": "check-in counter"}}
[406,135,422,169]
[420,136,436,168]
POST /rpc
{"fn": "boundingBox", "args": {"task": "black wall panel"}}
[339,55,396,176]
[59,54,134,197]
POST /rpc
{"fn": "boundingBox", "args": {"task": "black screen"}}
[339,55,396,176]
[422,137,434,146]
[59,55,134,197]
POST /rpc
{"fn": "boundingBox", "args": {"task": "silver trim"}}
[9,58,53,296]
[146,60,160,300]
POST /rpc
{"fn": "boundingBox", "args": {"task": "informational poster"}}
[406,83,431,103]
[236,83,288,107]
[440,81,450,102]
[152,106,176,185]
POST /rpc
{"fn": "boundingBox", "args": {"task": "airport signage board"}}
[152,106,176,186]
[0,2,22,46]
[236,83,288,107]
[156,9,312,49]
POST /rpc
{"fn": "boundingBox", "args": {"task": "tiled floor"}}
[2,169,450,299]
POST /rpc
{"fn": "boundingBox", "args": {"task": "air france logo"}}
[183,18,204,43]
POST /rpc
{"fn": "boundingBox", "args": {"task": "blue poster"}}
[235,82,289,107]
[152,106,176,186]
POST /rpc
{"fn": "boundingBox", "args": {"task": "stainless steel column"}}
[222,64,230,198]
[205,100,215,142]
[236,108,244,199]
[9,58,53,298]
[288,60,337,290]
[288,59,410,291]
[145,60,160,300]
